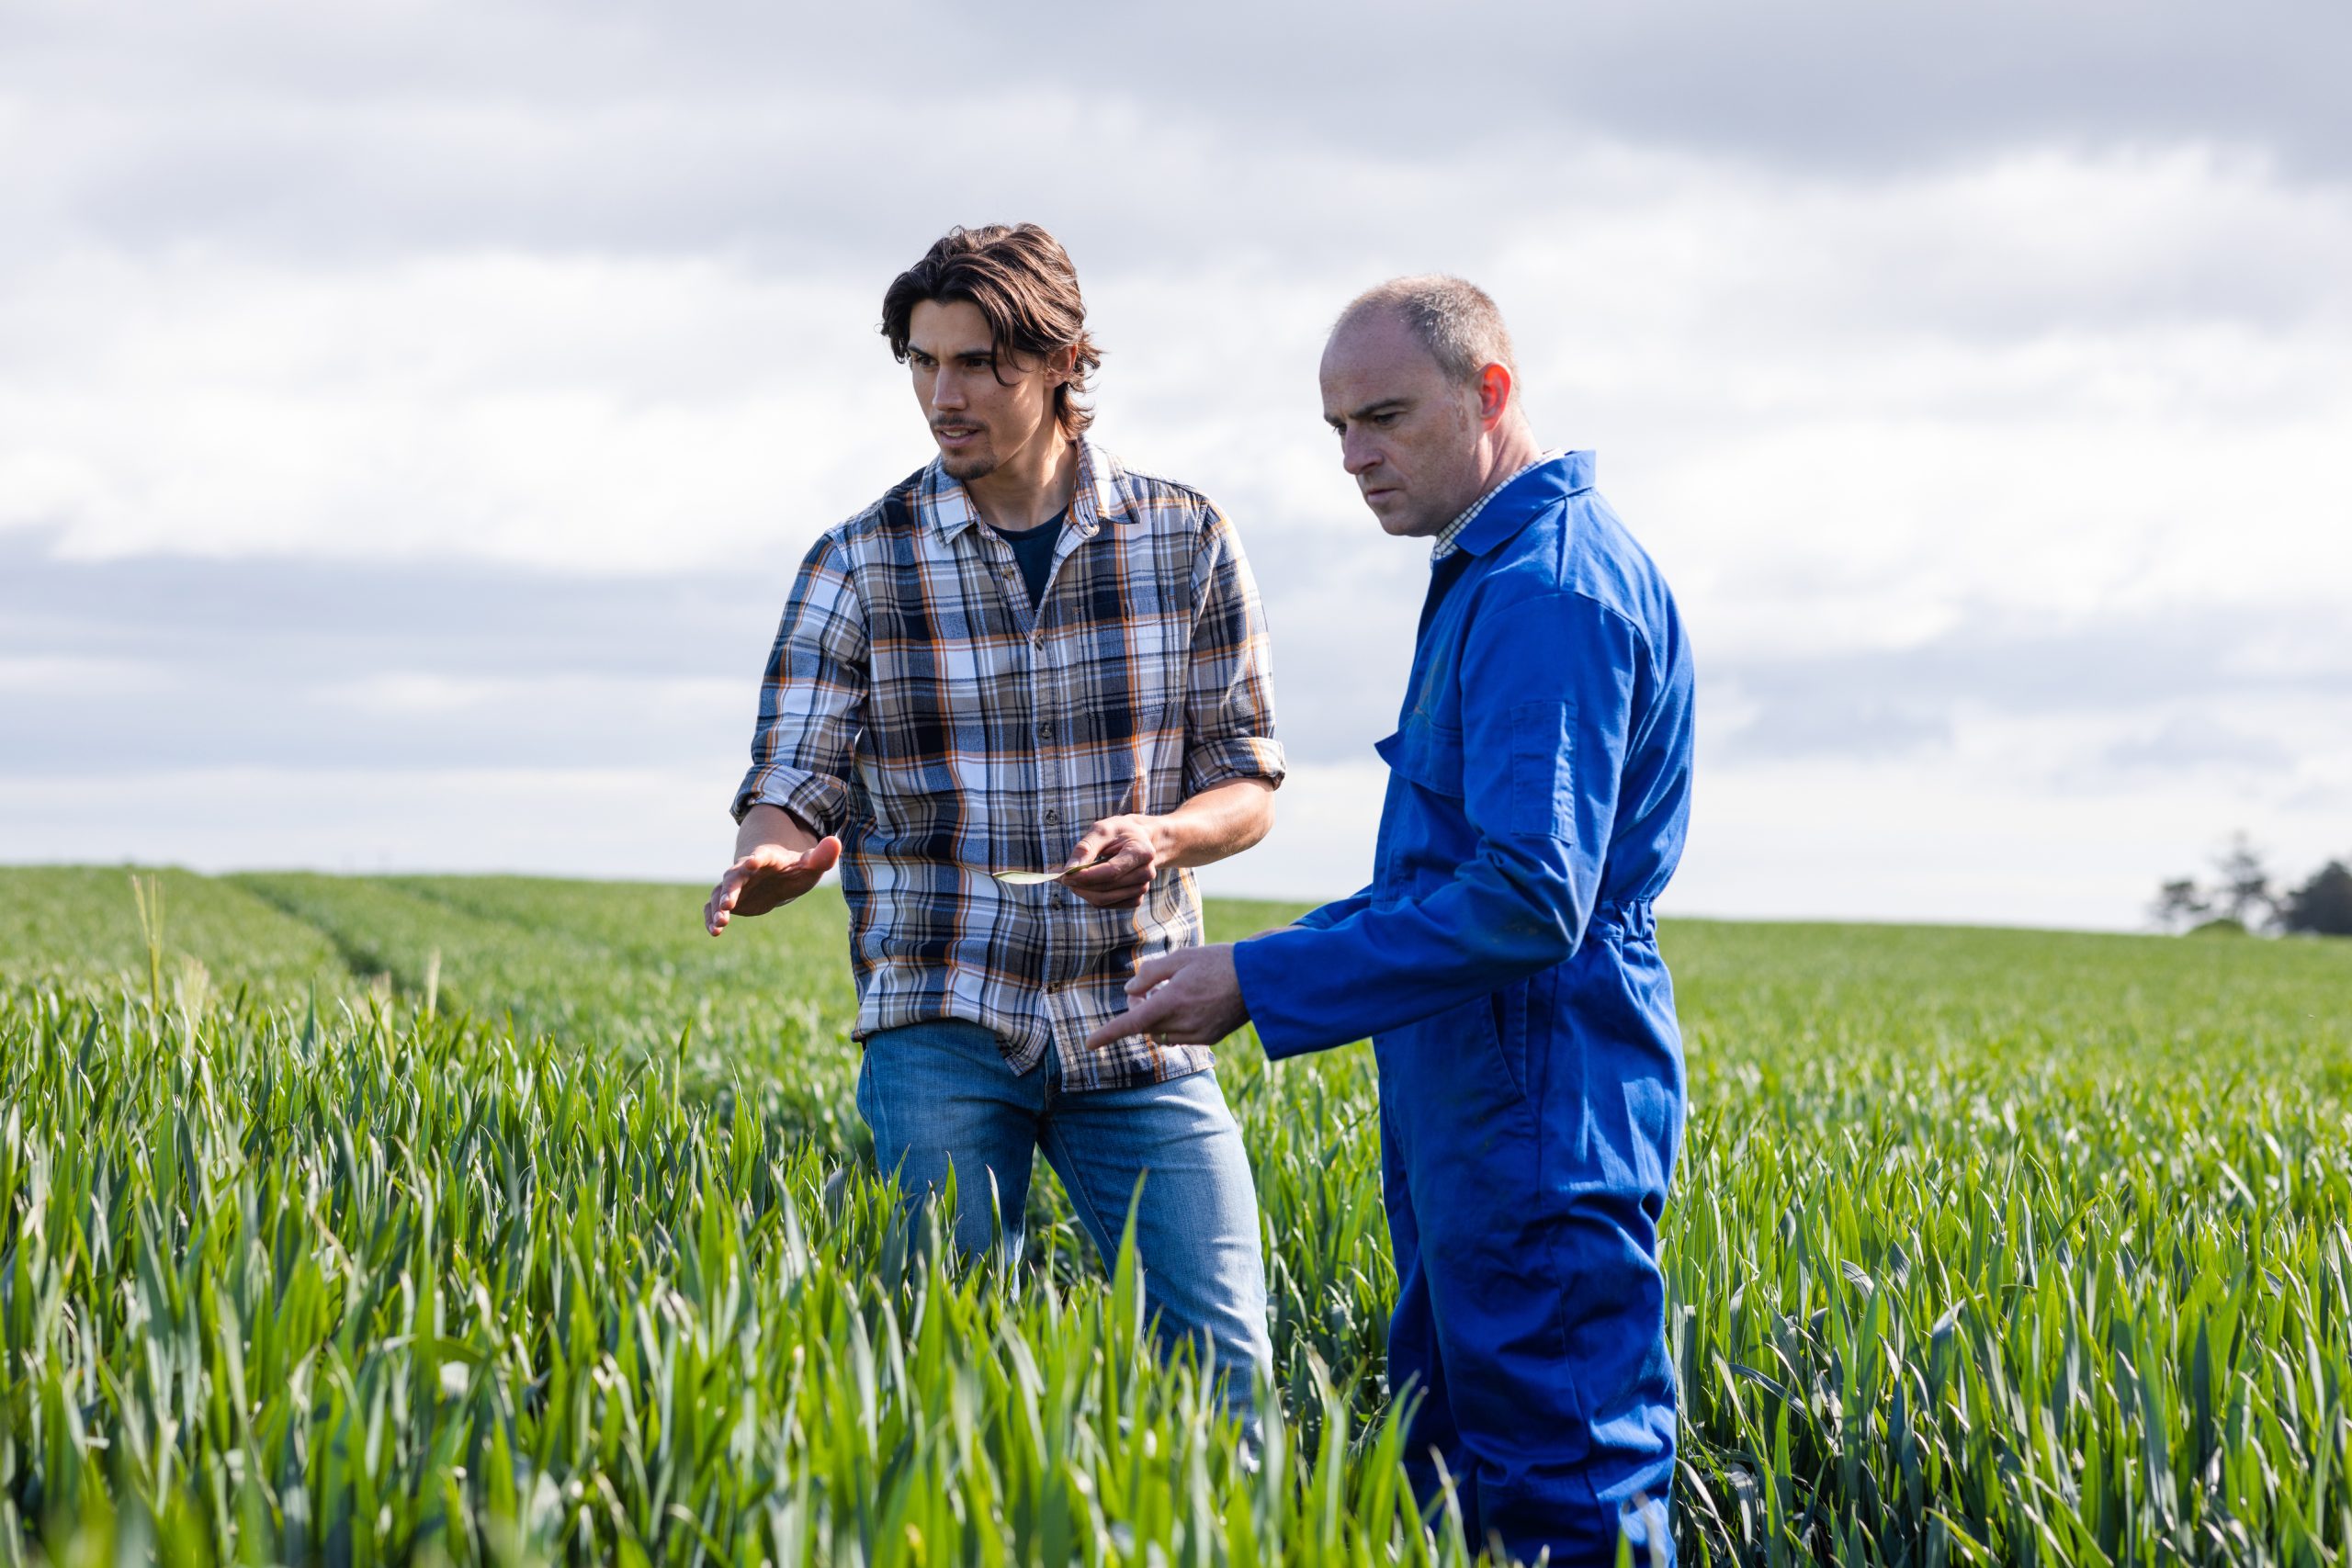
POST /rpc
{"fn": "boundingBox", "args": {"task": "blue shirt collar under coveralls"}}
[1231,450,1696,1562]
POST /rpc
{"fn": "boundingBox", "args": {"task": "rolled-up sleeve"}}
[1181,509,1285,797]
[1234,589,1641,1057]
[730,533,866,832]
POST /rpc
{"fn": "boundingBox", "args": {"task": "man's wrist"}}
[1144,813,1184,868]
[737,800,823,857]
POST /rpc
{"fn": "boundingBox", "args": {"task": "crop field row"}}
[3,865,2350,1564]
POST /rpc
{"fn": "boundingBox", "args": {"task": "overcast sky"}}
[5,0,2348,929]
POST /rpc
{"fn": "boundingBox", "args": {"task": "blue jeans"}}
[856,1019,1272,1423]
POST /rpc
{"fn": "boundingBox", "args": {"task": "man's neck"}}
[964,433,1080,532]
[1472,421,1545,500]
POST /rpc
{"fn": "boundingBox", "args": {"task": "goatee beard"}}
[942,449,998,481]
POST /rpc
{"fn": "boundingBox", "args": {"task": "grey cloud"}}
[6,0,2350,276]
[1234,523,1427,764]
[2,664,739,778]
[2104,716,2294,773]
[40,0,2352,171]
[0,532,788,778]
[1085,0,2352,177]
[14,535,2347,788]
[0,529,793,684]
[1711,602,2352,764]
[0,522,1427,780]
[1713,694,1952,762]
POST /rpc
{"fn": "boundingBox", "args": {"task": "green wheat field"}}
[3,865,2350,1566]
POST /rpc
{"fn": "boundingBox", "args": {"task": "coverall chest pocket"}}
[1374,718,1464,798]
[1373,718,1466,898]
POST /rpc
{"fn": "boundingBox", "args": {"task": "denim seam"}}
[857,1053,897,1185]
[1038,1117,1132,1266]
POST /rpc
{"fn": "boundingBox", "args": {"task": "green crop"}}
[3,872,2349,1565]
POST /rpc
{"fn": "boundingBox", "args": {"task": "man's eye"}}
[1373,412,1399,426]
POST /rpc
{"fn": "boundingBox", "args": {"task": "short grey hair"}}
[1335,275,1518,389]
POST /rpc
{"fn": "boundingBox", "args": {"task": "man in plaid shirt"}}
[703,224,1283,1422]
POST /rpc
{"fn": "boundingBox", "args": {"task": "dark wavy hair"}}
[881,224,1103,436]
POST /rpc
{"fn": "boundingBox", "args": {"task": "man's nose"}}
[932,372,967,410]
[1341,434,1382,477]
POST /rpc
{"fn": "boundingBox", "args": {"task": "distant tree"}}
[2152,832,2288,935]
[2210,833,2279,931]
[2282,860,2352,937]
[2148,877,2211,933]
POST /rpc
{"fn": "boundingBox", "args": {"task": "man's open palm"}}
[704,837,842,935]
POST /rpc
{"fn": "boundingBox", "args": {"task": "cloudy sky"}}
[5,0,2348,929]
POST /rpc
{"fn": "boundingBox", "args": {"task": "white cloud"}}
[0,249,912,567]
[1196,761,1391,908]
[1674,702,2352,930]
[0,765,739,880]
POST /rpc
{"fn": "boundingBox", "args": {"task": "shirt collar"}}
[1431,448,1595,560]
[923,437,1124,541]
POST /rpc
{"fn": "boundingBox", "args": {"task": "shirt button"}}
[1037,720,1054,740]
[1044,807,1059,824]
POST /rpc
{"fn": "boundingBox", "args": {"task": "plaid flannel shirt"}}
[732,441,1285,1090]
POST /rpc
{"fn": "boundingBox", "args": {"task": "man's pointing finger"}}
[1125,953,1182,998]
[1085,992,1168,1053]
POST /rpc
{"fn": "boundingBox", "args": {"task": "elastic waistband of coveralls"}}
[1588,898,1657,942]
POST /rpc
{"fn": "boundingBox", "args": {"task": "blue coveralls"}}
[1233,451,1693,1562]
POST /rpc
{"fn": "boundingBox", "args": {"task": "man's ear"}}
[1477,362,1513,426]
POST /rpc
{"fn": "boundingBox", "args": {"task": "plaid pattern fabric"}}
[1430,451,1560,559]
[732,441,1285,1090]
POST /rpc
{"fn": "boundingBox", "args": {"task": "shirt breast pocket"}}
[867,638,1012,752]
[1075,698,1182,813]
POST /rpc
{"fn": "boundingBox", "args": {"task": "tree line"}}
[2151,834,2352,936]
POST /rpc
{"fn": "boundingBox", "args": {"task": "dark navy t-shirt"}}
[989,509,1065,608]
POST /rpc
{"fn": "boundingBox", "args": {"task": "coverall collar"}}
[1449,448,1595,558]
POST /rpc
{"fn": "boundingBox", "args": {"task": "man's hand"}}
[1083,942,1250,1051]
[704,836,842,935]
[1057,780,1276,909]
[1060,813,1168,909]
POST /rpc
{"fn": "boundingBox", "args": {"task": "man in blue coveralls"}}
[1087,276,1695,1562]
